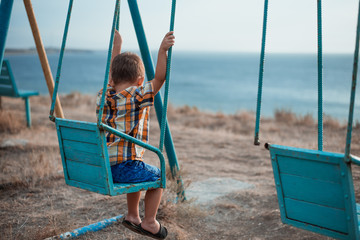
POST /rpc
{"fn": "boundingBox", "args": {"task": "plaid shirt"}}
[96,81,154,166]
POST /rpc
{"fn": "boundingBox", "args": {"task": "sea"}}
[4,51,360,121]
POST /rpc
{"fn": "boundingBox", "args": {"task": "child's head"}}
[111,52,145,86]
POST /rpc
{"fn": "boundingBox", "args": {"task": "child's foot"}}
[124,215,141,225]
[140,220,168,239]
[122,218,142,235]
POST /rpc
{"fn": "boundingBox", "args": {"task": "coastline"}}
[3,51,357,121]
[4,47,93,55]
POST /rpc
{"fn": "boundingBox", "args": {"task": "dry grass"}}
[324,114,342,129]
[0,110,23,134]
[274,109,298,124]
[158,177,206,240]
[0,145,62,187]
[169,107,342,138]
[0,94,354,240]
[275,109,316,126]
[275,109,344,130]
[298,114,315,126]
[165,105,257,135]
[59,92,95,107]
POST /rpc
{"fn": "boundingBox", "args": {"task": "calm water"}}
[4,51,359,121]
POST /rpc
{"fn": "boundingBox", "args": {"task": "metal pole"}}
[97,0,121,126]
[344,0,360,162]
[44,214,123,240]
[23,0,64,118]
[254,0,269,146]
[127,0,185,201]
[317,0,323,151]
[159,0,176,152]
[50,0,74,121]
[0,0,14,68]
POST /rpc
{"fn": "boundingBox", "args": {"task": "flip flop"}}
[140,223,168,240]
[122,219,143,235]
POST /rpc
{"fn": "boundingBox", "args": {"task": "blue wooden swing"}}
[255,1,360,239]
[49,0,181,197]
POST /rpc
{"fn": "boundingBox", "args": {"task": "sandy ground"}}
[1,94,360,240]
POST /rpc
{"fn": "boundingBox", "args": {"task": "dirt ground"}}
[1,94,360,240]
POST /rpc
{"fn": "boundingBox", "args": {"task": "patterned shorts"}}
[111,160,160,183]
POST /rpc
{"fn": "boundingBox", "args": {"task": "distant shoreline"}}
[4,48,93,55]
[4,48,353,56]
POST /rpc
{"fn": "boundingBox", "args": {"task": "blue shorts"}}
[111,160,160,183]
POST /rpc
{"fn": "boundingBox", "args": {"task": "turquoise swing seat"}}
[56,118,165,196]
[266,144,360,240]
[254,0,360,238]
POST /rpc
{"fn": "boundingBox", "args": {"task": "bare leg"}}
[141,188,163,234]
[125,191,141,225]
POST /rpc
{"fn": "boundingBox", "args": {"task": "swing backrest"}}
[55,118,113,195]
[0,59,19,97]
[55,118,164,196]
[267,144,360,240]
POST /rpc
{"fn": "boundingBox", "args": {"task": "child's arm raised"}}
[152,31,175,95]
[112,30,122,59]
[109,30,122,86]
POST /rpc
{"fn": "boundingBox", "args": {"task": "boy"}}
[96,30,175,239]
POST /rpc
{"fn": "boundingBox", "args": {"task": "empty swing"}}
[255,0,360,239]
[49,0,177,196]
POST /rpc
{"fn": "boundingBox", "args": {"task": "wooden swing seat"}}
[55,118,165,196]
[266,144,360,240]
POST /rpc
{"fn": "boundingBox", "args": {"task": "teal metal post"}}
[50,0,74,120]
[97,0,121,126]
[50,214,123,239]
[0,0,14,68]
[317,0,323,151]
[345,0,360,162]
[115,0,120,31]
[128,0,186,201]
[159,0,176,152]
[24,97,31,127]
[254,0,269,146]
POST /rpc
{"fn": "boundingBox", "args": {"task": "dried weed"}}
[0,146,61,186]
[274,109,343,130]
[233,111,255,122]
[298,114,315,126]
[155,166,206,239]
[60,92,95,108]
[176,105,200,115]
[0,110,23,134]
[274,109,297,124]
[324,114,342,129]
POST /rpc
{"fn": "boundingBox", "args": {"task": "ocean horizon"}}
[3,51,359,121]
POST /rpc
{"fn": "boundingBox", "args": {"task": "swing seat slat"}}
[55,118,164,196]
[267,144,360,240]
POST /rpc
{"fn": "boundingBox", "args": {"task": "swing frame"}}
[49,0,183,197]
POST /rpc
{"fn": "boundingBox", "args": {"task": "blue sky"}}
[5,0,359,53]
